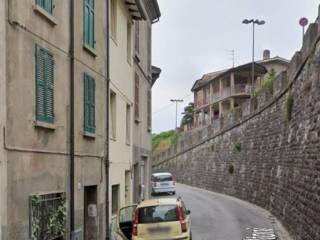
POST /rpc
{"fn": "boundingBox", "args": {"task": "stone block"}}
[288,51,302,81]
[302,23,319,60]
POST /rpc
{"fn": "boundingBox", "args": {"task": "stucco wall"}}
[132,17,153,201]
[153,20,320,240]
[0,1,7,239]
[3,0,107,239]
[109,0,134,215]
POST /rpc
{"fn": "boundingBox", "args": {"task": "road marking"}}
[243,228,277,240]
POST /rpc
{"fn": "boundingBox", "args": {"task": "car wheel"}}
[172,191,176,195]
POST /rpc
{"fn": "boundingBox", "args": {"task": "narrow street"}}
[174,184,277,240]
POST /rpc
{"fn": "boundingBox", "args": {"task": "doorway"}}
[84,185,98,240]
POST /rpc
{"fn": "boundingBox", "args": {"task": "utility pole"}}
[170,99,184,129]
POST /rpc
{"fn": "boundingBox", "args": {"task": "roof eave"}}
[125,0,147,20]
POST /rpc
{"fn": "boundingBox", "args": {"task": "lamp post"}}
[170,99,184,130]
[242,19,265,96]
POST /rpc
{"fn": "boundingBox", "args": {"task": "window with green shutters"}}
[36,0,53,14]
[84,73,96,134]
[84,0,95,48]
[35,45,55,124]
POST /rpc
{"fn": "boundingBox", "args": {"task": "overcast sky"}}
[151,0,319,134]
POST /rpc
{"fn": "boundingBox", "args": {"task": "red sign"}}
[299,17,309,27]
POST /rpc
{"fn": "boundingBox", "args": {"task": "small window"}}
[134,74,140,121]
[84,0,95,48]
[147,89,151,130]
[110,91,117,139]
[135,21,140,54]
[36,0,53,14]
[29,192,66,239]
[127,21,132,63]
[83,73,95,134]
[35,44,55,124]
[112,185,120,215]
[126,104,131,144]
[111,0,117,40]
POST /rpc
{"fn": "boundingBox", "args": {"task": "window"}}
[134,74,140,121]
[36,0,53,14]
[147,89,151,130]
[29,192,66,239]
[110,0,117,40]
[83,73,95,134]
[127,21,132,63]
[126,104,131,144]
[147,25,152,72]
[135,21,140,54]
[138,205,179,224]
[35,45,55,124]
[110,91,117,139]
[84,0,95,48]
[112,185,120,215]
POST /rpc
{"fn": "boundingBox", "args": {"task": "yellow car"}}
[116,197,192,240]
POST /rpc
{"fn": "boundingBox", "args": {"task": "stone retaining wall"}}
[153,10,320,240]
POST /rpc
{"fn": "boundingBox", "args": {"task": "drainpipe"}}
[105,0,110,239]
[69,0,75,237]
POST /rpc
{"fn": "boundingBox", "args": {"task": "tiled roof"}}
[191,62,267,92]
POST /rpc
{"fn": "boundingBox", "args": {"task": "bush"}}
[228,165,235,174]
[152,130,178,155]
[234,143,241,152]
[286,93,294,121]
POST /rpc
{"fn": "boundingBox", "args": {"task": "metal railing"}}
[29,193,66,240]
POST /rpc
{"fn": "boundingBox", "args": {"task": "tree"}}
[180,102,194,127]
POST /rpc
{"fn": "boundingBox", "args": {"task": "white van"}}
[151,172,176,196]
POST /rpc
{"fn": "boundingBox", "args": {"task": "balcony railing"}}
[233,84,251,95]
[221,87,231,99]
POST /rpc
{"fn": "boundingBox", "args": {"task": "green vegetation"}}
[254,70,276,96]
[152,130,178,155]
[180,103,194,127]
[286,93,294,121]
[228,164,235,174]
[234,142,241,152]
[302,80,312,92]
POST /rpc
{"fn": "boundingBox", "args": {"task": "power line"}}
[152,93,193,115]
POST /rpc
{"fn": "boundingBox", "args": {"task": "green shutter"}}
[84,73,95,133]
[84,0,95,48]
[35,45,54,124]
[36,0,53,14]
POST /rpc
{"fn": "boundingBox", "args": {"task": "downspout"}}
[69,0,75,237]
[105,0,110,239]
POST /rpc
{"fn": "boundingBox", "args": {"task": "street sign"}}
[299,17,309,27]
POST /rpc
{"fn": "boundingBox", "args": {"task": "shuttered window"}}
[84,73,96,133]
[35,45,55,124]
[135,21,140,54]
[36,0,53,14]
[134,74,140,121]
[84,0,95,48]
[147,90,151,130]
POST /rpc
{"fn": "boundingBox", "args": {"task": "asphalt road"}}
[174,184,275,240]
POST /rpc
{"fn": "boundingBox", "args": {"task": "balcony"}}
[194,98,210,109]
[232,84,251,95]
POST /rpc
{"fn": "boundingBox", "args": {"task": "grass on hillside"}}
[152,130,178,155]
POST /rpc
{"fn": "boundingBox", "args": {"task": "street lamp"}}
[242,19,265,96]
[170,99,184,130]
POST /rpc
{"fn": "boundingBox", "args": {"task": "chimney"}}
[263,49,271,60]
